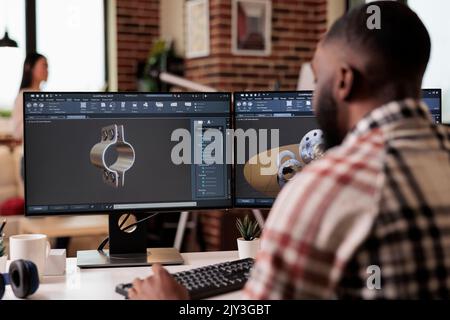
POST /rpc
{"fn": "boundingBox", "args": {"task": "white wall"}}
[107,0,118,91]
[327,0,346,29]
[409,0,450,123]
[160,0,185,57]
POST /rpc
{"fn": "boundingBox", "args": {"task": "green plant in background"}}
[147,39,168,68]
[137,38,184,92]
[0,236,5,257]
[236,215,261,241]
[144,39,169,92]
[0,110,11,118]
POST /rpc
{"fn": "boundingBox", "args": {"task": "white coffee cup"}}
[9,234,51,279]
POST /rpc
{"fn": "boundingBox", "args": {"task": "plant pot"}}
[0,255,7,273]
[237,238,260,259]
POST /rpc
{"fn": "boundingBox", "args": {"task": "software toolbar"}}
[235,91,314,115]
[24,93,230,117]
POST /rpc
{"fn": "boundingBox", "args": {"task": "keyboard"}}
[116,258,254,300]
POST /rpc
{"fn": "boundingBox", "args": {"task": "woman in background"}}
[12,53,48,141]
[10,53,69,249]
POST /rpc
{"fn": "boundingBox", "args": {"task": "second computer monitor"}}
[234,91,320,208]
[234,89,443,208]
[422,89,442,124]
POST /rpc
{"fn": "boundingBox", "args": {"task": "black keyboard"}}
[116,258,254,300]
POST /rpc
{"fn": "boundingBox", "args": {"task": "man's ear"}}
[334,63,354,102]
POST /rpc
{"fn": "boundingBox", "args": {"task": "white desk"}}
[3,251,243,300]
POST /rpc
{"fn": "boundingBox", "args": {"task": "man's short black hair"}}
[324,1,431,89]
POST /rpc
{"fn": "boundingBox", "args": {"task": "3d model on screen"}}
[276,150,303,188]
[90,124,135,188]
[243,129,325,196]
[299,129,325,164]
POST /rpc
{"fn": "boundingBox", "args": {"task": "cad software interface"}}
[234,92,321,207]
[24,93,232,215]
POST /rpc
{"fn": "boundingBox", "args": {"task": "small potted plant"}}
[236,215,262,259]
[0,234,6,273]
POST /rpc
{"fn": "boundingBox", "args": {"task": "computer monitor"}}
[234,90,443,209]
[422,89,442,124]
[233,91,321,208]
[23,92,232,267]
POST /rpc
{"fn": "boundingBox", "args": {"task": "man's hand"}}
[128,264,190,300]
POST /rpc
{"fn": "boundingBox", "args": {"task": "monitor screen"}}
[234,89,442,209]
[24,92,232,215]
[422,89,442,124]
[233,91,321,208]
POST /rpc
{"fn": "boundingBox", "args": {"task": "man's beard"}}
[315,88,344,150]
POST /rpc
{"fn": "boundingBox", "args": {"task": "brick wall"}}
[116,0,160,91]
[185,0,327,92]
[116,0,326,91]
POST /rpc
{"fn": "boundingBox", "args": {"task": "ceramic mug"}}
[0,255,6,273]
[9,234,51,279]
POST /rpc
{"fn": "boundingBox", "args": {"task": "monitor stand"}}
[76,213,184,268]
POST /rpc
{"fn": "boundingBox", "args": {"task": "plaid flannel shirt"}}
[243,99,450,299]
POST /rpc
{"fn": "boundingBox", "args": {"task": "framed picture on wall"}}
[232,0,272,56]
[186,0,210,59]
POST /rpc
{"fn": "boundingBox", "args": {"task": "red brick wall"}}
[116,0,326,91]
[116,0,160,91]
[185,0,327,92]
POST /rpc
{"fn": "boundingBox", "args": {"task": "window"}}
[0,0,107,111]
[409,0,450,123]
[345,0,449,123]
[36,0,106,91]
[0,0,26,109]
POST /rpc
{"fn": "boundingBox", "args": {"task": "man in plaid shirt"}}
[243,2,450,299]
[129,2,450,299]
[244,97,450,299]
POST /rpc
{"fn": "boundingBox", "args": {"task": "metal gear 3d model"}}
[90,125,135,188]
[276,150,303,188]
[299,129,325,165]
[275,129,325,188]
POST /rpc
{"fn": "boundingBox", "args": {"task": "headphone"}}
[0,260,40,299]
